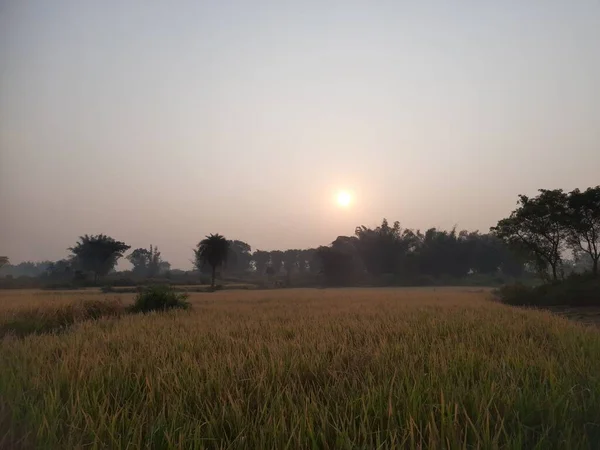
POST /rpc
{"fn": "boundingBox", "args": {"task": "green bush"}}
[129,285,190,313]
[494,274,600,307]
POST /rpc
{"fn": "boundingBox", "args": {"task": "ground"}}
[1,287,599,449]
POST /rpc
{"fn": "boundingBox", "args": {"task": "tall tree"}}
[0,256,8,270]
[565,186,600,276]
[492,189,568,280]
[69,234,130,283]
[194,234,230,288]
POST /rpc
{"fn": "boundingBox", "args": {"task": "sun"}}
[337,190,352,207]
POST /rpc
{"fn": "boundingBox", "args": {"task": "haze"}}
[1,1,599,269]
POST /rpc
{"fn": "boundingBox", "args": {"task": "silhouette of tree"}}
[565,186,600,276]
[227,240,252,273]
[269,250,284,275]
[315,246,356,285]
[492,190,569,280]
[127,245,166,277]
[283,249,300,285]
[194,234,230,288]
[0,256,8,270]
[252,250,270,275]
[69,234,130,283]
[45,259,73,281]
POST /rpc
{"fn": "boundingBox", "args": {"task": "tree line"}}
[492,186,600,280]
[1,186,598,287]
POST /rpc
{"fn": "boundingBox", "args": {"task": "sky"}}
[1,1,599,269]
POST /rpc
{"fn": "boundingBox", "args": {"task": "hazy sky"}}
[1,1,599,269]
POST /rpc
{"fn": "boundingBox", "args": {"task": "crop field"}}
[1,287,599,449]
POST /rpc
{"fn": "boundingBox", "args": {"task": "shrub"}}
[0,299,125,338]
[129,285,190,313]
[494,274,600,307]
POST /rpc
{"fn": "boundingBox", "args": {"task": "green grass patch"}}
[0,298,125,338]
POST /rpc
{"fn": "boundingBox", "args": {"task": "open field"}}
[1,288,600,449]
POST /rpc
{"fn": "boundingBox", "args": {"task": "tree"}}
[127,245,166,277]
[492,189,568,281]
[0,256,8,270]
[283,249,300,285]
[194,234,230,288]
[565,186,600,276]
[45,259,73,281]
[252,250,270,275]
[269,250,284,275]
[315,246,356,285]
[227,240,252,273]
[69,235,130,283]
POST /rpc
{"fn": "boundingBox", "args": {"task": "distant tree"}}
[158,261,171,273]
[283,249,300,285]
[0,256,8,270]
[303,248,320,274]
[269,250,284,275]
[315,246,356,285]
[492,189,569,280]
[354,219,419,277]
[69,234,130,283]
[127,248,152,276]
[252,250,270,275]
[194,234,230,288]
[127,245,166,277]
[565,186,600,276]
[45,259,73,281]
[227,240,252,273]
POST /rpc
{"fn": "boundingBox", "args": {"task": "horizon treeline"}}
[1,186,598,286]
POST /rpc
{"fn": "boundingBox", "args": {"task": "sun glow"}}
[337,190,352,207]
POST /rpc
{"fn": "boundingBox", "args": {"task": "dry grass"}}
[1,287,599,449]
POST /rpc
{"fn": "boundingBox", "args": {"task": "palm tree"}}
[194,234,230,288]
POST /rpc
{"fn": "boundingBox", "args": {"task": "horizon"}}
[1,1,599,269]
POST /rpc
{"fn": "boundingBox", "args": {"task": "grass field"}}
[1,287,599,449]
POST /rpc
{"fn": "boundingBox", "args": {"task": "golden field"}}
[1,287,599,449]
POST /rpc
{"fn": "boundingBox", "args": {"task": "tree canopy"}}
[127,245,169,278]
[194,234,230,288]
[492,187,600,279]
[69,234,130,282]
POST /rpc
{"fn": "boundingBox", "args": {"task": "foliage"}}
[194,234,230,288]
[126,245,169,278]
[493,187,600,280]
[492,190,569,280]
[0,256,8,269]
[269,250,284,275]
[251,250,270,275]
[565,186,600,275]
[316,245,357,285]
[1,288,600,449]
[69,234,130,282]
[0,260,53,278]
[128,285,190,313]
[226,240,252,273]
[494,274,600,307]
